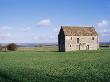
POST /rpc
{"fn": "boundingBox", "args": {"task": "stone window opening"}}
[71,37,72,40]
[77,38,79,43]
[70,45,71,47]
[92,37,94,40]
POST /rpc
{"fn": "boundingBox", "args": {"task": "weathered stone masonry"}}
[58,26,99,52]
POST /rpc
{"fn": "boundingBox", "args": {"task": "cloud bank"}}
[37,19,51,27]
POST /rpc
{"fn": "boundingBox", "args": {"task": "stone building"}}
[58,26,99,52]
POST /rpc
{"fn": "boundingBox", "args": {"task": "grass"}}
[0,47,110,82]
[18,46,58,52]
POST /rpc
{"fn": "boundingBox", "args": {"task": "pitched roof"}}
[61,26,98,36]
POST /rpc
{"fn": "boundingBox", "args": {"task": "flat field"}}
[0,47,110,82]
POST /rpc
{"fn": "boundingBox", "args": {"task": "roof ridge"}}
[60,26,98,36]
[62,26,94,28]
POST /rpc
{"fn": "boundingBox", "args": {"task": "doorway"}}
[87,45,89,50]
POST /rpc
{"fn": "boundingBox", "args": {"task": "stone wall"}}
[65,36,99,51]
[58,32,65,52]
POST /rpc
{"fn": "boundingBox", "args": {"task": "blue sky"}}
[0,0,110,43]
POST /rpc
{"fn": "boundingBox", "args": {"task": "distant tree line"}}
[100,43,110,47]
[0,43,17,52]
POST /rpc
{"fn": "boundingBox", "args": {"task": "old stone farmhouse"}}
[58,26,99,52]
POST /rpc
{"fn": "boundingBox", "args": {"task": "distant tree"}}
[0,44,2,51]
[38,44,43,47]
[7,43,17,51]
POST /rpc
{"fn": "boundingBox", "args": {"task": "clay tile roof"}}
[62,26,98,36]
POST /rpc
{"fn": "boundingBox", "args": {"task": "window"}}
[70,45,71,47]
[71,37,72,40]
[92,37,94,40]
[77,38,79,43]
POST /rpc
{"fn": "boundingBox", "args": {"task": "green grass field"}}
[0,47,110,82]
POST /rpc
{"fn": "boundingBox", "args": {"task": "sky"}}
[0,0,110,43]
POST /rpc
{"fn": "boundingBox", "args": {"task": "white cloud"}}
[103,29,108,32]
[32,34,57,43]
[0,26,12,30]
[37,19,51,27]
[101,32,110,36]
[33,36,38,40]
[21,27,31,32]
[97,20,109,27]
[0,26,13,42]
[0,33,12,40]
[99,29,108,33]
[95,20,110,37]
[53,28,60,33]
[100,28,110,36]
